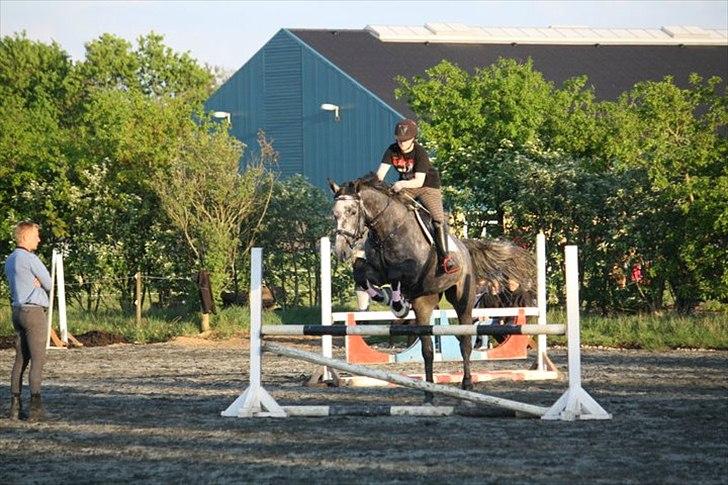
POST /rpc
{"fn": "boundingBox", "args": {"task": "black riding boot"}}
[9,393,21,420]
[433,222,459,274]
[27,394,45,423]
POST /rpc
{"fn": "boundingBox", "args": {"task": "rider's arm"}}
[393,172,426,191]
[375,163,390,181]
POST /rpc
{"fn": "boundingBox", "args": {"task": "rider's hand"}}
[33,277,41,288]
[392,181,404,193]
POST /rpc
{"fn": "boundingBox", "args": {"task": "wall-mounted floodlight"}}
[320,103,340,122]
[212,111,231,123]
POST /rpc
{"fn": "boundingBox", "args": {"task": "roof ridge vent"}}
[425,22,479,35]
[365,23,727,46]
[661,25,712,39]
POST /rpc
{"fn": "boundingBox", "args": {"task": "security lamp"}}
[320,103,340,122]
[212,111,231,123]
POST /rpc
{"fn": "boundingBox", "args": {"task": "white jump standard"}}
[222,246,612,420]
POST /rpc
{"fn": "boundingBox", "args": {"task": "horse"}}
[329,174,536,402]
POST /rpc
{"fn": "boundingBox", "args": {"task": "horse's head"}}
[329,178,368,261]
[328,173,395,261]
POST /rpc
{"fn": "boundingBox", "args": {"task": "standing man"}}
[375,119,460,275]
[5,221,52,421]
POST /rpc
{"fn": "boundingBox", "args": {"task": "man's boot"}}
[9,393,21,420]
[27,393,45,423]
[433,222,459,274]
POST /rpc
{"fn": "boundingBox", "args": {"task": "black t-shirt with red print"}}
[380,142,441,189]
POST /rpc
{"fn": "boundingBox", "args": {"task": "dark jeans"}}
[10,305,48,395]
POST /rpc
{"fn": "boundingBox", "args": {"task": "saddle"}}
[406,198,460,259]
[404,198,435,245]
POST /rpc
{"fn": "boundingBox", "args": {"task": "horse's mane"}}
[346,172,411,206]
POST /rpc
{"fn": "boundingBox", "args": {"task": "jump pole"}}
[221,245,611,420]
[263,341,549,417]
[319,233,557,377]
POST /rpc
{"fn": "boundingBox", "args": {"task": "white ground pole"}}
[221,245,612,420]
[46,249,69,349]
[542,246,612,420]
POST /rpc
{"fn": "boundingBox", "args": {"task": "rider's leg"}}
[413,187,459,274]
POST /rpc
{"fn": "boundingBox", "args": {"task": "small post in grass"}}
[135,272,142,326]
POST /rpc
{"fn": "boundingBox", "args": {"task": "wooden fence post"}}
[135,272,142,325]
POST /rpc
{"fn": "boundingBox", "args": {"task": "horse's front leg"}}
[420,333,434,404]
[412,294,440,404]
[354,259,391,305]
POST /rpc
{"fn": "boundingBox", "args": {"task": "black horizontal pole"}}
[261,324,565,337]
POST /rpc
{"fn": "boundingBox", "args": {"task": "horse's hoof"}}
[423,392,434,405]
[461,380,473,391]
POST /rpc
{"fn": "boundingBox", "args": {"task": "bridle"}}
[333,194,366,245]
[334,188,397,249]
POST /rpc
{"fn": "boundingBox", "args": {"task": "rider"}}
[375,119,460,275]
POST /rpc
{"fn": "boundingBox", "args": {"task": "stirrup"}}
[441,255,459,275]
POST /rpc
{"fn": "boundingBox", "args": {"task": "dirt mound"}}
[0,335,15,350]
[75,331,128,347]
[0,330,127,349]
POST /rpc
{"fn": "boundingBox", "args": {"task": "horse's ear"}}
[327,178,340,195]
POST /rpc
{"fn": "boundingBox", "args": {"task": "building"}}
[205,24,728,191]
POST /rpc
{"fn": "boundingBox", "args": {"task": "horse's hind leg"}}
[446,284,475,391]
[458,334,473,391]
[412,294,439,404]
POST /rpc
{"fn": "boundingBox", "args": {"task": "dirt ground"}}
[1,336,726,484]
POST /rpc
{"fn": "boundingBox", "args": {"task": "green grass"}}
[2,303,726,350]
[546,310,728,350]
[0,303,329,343]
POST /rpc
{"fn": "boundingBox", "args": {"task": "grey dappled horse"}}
[329,175,536,402]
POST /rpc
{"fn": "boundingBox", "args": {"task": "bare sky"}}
[2,0,726,71]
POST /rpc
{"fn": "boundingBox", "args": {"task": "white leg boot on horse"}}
[389,281,411,318]
[355,287,370,311]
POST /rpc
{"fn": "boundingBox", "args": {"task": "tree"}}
[154,123,276,310]
[0,33,73,252]
[396,58,600,230]
[604,75,728,311]
[1,31,221,312]
[255,175,349,307]
[396,58,727,313]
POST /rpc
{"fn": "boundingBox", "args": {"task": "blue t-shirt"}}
[4,248,52,307]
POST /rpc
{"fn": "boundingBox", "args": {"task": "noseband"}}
[334,191,393,246]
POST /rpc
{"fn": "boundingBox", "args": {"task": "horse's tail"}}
[462,238,537,307]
